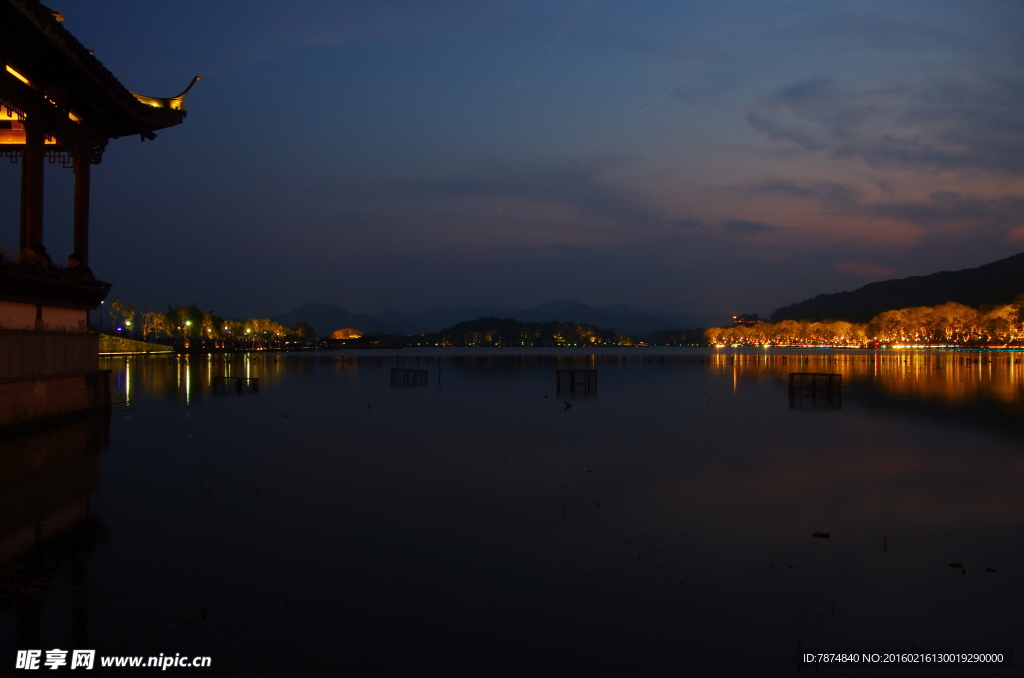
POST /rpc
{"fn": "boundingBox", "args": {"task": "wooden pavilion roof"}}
[0,0,195,143]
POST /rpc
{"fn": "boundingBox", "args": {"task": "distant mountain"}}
[514,299,589,321]
[640,311,733,331]
[272,300,730,337]
[269,303,383,337]
[771,252,1024,323]
[522,303,730,335]
[514,302,675,336]
[404,306,514,335]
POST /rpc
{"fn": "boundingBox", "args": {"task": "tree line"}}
[104,300,317,349]
[407,317,634,347]
[704,300,1024,346]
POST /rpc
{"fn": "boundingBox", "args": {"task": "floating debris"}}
[986,567,998,573]
[812,532,830,539]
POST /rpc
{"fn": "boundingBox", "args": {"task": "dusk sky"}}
[4,0,1022,319]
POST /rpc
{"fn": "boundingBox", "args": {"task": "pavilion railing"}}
[0,264,111,310]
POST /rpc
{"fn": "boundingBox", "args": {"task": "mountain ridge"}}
[270,301,730,337]
[771,252,1024,322]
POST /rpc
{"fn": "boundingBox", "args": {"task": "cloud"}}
[366,154,663,227]
[749,71,1024,177]
[866,192,1024,233]
[722,220,778,236]
[749,180,863,206]
[747,179,1024,235]
[674,218,703,228]
[746,112,820,151]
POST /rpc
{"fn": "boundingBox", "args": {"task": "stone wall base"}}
[0,371,111,434]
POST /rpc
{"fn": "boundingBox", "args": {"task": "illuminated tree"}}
[123,302,136,336]
[141,312,171,341]
[930,302,978,342]
[109,298,124,330]
[983,304,1023,342]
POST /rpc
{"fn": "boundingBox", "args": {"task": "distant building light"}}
[733,313,764,326]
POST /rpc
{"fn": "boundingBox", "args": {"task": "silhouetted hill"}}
[272,300,731,337]
[514,301,673,335]
[270,303,383,336]
[771,252,1024,322]
[414,317,621,347]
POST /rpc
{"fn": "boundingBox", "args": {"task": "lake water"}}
[2,349,1022,676]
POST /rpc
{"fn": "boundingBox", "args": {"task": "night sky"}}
[4,0,1022,319]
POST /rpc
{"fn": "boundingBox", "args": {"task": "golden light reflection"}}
[182,356,191,405]
[708,351,1024,406]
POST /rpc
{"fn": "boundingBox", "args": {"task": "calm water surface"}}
[2,349,1022,675]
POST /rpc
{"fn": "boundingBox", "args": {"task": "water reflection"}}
[703,350,1024,406]
[36,350,1022,675]
[101,350,1024,408]
[0,414,109,656]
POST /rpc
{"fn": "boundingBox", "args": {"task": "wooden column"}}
[19,118,45,252]
[73,140,91,263]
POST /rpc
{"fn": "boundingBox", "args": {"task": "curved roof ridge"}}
[8,0,190,123]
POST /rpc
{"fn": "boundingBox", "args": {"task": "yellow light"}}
[5,65,30,85]
[68,111,81,122]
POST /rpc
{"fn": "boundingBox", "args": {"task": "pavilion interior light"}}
[5,65,30,85]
